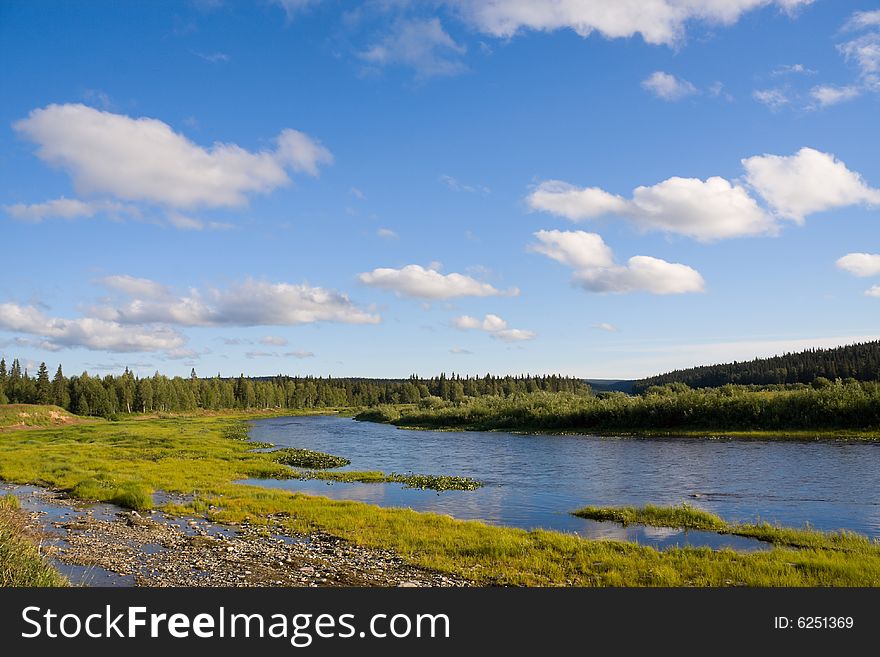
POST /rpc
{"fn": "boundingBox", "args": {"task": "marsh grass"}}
[575,504,727,531]
[271,448,350,469]
[3,412,880,586]
[573,504,880,552]
[0,495,67,587]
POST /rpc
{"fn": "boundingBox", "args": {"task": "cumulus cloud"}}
[358,264,517,299]
[13,104,332,211]
[530,230,705,295]
[260,335,289,346]
[452,313,535,341]
[810,84,861,107]
[836,253,880,278]
[4,197,141,223]
[360,18,467,78]
[641,71,698,100]
[92,278,380,327]
[447,0,814,46]
[528,230,614,269]
[867,286,880,298]
[742,147,880,221]
[528,177,773,242]
[0,302,186,353]
[529,148,879,239]
[575,256,707,294]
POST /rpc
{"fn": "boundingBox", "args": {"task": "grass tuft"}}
[0,494,67,587]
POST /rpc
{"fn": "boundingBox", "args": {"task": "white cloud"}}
[450,347,473,355]
[528,230,614,269]
[260,335,289,346]
[530,148,879,240]
[358,264,517,299]
[92,277,380,327]
[770,63,815,76]
[592,323,618,332]
[530,230,705,295]
[753,87,790,110]
[836,253,880,278]
[448,0,813,46]
[839,33,880,79]
[452,313,535,341]
[844,10,880,31]
[742,147,880,221]
[810,84,861,107]
[528,177,773,242]
[641,71,697,100]
[377,227,399,240]
[13,104,332,211]
[575,256,707,294]
[99,275,169,299]
[360,18,467,78]
[491,328,536,342]
[866,286,880,298]
[0,302,185,353]
[4,197,140,223]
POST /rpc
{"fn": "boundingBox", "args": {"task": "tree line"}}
[369,380,880,432]
[633,340,880,392]
[0,357,590,418]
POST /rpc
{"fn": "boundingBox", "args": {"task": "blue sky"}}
[1,0,879,379]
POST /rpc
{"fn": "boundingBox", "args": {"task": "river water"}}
[238,415,880,549]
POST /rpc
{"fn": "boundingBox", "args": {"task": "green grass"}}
[573,504,879,552]
[0,404,94,431]
[0,495,67,587]
[3,412,880,586]
[575,504,728,531]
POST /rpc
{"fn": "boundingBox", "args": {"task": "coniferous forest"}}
[0,356,588,418]
[633,341,880,392]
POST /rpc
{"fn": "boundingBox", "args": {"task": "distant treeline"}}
[0,357,589,418]
[361,381,880,433]
[634,341,880,392]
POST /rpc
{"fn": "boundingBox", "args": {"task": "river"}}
[237,415,880,549]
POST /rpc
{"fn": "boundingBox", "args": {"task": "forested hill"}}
[634,340,880,392]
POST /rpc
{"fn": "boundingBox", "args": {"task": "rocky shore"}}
[7,485,469,588]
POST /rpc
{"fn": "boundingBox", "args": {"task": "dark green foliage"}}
[388,472,483,491]
[271,447,350,469]
[367,383,880,432]
[0,354,589,420]
[634,340,880,391]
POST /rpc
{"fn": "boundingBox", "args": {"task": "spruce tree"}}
[52,365,70,409]
[36,362,51,404]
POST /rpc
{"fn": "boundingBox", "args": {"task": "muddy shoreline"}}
[2,484,469,588]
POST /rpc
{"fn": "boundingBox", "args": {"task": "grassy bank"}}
[2,410,880,585]
[0,495,67,586]
[356,386,880,439]
[574,504,876,552]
